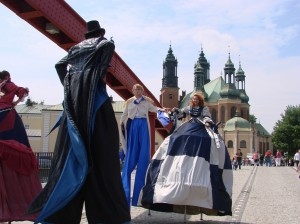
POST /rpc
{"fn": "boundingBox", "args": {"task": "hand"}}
[203,117,213,126]
[12,101,18,107]
[172,107,179,113]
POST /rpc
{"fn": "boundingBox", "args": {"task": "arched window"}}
[221,106,225,123]
[231,106,236,118]
[212,108,217,122]
[227,140,233,148]
[240,140,246,148]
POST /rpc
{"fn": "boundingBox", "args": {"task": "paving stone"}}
[10,165,300,224]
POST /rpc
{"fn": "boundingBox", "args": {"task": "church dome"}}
[223,114,251,131]
[198,50,208,64]
[236,65,245,76]
[220,83,240,98]
[225,57,234,68]
[239,90,249,103]
[165,45,176,61]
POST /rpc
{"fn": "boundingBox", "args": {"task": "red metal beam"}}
[0,0,171,143]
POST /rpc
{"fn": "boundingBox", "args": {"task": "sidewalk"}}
[10,166,300,224]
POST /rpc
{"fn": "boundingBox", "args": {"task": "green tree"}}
[249,114,257,124]
[25,98,41,106]
[272,105,300,155]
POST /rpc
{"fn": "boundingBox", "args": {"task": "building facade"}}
[16,99,164,153]
[17,46,272,159]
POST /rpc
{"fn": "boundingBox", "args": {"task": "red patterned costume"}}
[0,72,42,222]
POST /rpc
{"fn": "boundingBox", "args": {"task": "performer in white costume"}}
[120,84,164,207]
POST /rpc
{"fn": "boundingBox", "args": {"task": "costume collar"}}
[134,96,145,104]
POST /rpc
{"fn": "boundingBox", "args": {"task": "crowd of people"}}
[232,149,300,169]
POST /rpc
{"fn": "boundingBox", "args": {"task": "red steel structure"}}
[0,0,171,155]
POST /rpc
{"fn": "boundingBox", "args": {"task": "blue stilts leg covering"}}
[121,118,150,207]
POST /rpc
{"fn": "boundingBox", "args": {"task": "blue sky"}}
[0,0,299,133]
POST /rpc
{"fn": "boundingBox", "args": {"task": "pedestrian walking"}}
[252,151,259,166]
[264,150,272,167]
[275,150,282,167]
[294,149,300,171]
[232,156,238,170]
[259,153,264,166]
[236,149,243,169]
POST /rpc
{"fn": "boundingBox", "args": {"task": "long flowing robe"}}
[141,108,233,216]
[28,38,130,223]
[0,80,42,222]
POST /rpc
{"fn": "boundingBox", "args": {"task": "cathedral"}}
[159,45,272,158]
[15,46,273,160]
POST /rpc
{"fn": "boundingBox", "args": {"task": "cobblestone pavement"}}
[10,165,300,224]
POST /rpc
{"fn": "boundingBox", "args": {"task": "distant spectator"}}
[259,153,264,166]
[264,150,272,167]
[294,150,300,171]
[284,156,289,166]
[235,149,243,169]
[288,158,294,167]
[252,151,259,166]
[275,150,282,167]
[232,156,238,170]
[245,157,250,166]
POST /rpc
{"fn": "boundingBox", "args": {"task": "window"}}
[169,94,173,99]
[227,140,233,148]
[240,140,246,148]
[221,106,225,123]
[231,106,236,118]
[212,108,217,122]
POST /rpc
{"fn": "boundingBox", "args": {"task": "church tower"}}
[160,45,179,108]
[235,59,250,120]
[197,48,210,84]
[193,48,209,100]
[219,53,240,123]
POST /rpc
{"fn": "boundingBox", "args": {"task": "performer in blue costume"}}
[120,84,164,207]
[28,20,131,224]
[141,92,233,216]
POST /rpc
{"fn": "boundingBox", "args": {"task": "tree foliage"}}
[25,98,44,106]
[249,114,257,124]
[272,105,300,155]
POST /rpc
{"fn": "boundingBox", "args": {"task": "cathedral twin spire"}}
[162,45,178,88]
[161,44,249,103]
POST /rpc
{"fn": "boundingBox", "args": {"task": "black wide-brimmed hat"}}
[85,20,105,36]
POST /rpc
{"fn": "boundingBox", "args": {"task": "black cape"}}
[28,38,115,221]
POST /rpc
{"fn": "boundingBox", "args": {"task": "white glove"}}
[203,117,213,127]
